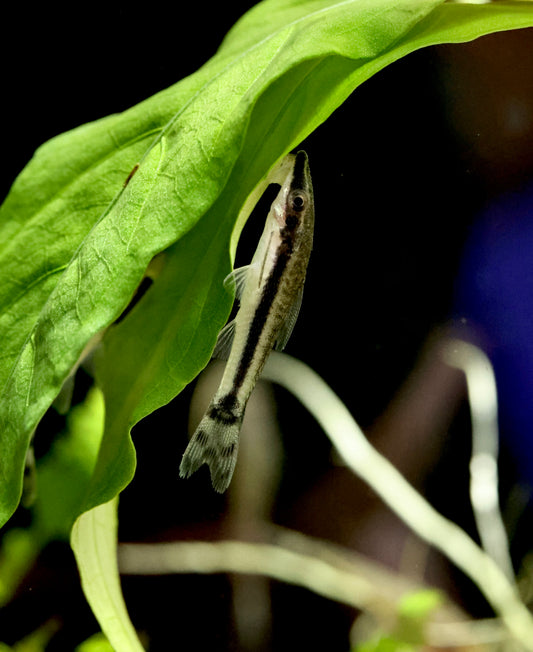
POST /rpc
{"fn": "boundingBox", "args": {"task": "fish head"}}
[281,150,314,236]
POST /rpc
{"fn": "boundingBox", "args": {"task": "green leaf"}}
[75,633,115,652]
[0,529,37,607]
[0,622,58,652]
[0,387,105,643]
[2,0,533,528]
[34,386,105,541]
[398,589,442,620]
[71,498,144,652]
[395,589,442,644]
[354,635,415,652]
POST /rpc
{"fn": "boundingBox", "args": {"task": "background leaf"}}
[35,386,105,541]
[1,0,533,528]
[75,633,115,652]
[0,386,105,631]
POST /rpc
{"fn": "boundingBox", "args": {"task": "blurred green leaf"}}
[0,530,37,607]
[353,590,443,650]
[75,633,115,652]
[0,621,59,652]
[0,386,103,616]
[398,589,442,620]
[35,386,104,541]
[395,589,443,644]
[354,635,415,652]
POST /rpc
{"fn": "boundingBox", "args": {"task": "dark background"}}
[3,3,533,650]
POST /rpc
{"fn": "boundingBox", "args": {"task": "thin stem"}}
[120,538,378,611]
[119,526,509,648]
[442,339,516,585]
[261,352,533,650]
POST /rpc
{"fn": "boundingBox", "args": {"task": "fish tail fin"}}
[179,398,244,493]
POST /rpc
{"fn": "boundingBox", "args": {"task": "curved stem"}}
[443,339,515,585]
[261,352,533,650]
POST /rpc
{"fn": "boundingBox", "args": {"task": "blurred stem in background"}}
[120,349,533,650]
[443,339,515,585]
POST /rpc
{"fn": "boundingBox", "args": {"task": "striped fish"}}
[180,150,314,492]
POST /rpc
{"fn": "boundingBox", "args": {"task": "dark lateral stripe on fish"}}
[231,238,292,392]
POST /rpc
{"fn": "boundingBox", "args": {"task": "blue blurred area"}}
[454,182,533,485]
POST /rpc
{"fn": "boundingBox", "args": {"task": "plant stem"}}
[262,352,533,650]
[443,339,515,585]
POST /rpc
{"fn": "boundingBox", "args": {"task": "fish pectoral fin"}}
[274,284,304,351]
[223,264,254,300]
[212,318,236,360]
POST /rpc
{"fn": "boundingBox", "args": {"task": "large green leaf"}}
[1,0,533,528]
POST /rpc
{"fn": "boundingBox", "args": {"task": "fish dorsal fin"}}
[212,318,236,360]
[274,284,304,351]
[223,265,253,300]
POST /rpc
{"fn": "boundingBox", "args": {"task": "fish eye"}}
[290,193,306,211]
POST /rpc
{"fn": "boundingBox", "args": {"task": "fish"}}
[179,150,314,492]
